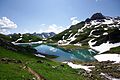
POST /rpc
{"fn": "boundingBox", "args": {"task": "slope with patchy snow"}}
[51,13,120,54]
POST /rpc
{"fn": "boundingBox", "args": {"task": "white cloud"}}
[70,17,80,25]
[44,24,66,34]
[0,29,10,34]
[70,17,77,21]
[0,17,17,29]
[38,17,80,34]
[0,17,17,34]
[41,24,46,26]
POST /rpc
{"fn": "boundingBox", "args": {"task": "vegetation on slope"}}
[9,33,42,43]
[103,46,120,54]
[0,46,87,80]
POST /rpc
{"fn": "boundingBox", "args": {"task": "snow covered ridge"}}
[90,19,115,26]
[63,62,95,72]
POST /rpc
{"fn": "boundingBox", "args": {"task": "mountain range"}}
[33,32,55,39]
[7,32,55,43]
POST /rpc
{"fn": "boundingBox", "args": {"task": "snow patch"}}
[89,30,95,37]
[78,23,88,32]
[10,36,12,38]
[20,34,23,38]
[62,36,65,40]
[103,32,108,35]
[94,25,100,28]
[65,33,67,35]
[88,39,120,53]
[94,54,120,63]
[89,29,100,37]
[15,38,22,42]
[29,39,32,42]
[69,30,72,32]
[102,19,113,24]
[68,33,73,38]
[74,43,81,46]
[42,35,45,38]
[47,33,50,36]
[63,62,95,72]
[12,41,43,45]
[91,20,101,25]
[35,54,45,58]
[104,28,108,30]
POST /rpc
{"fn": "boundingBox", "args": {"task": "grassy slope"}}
[0,34,12,41]
[0,63,33,80]
[0,47,86,80]
[103,46,120,54]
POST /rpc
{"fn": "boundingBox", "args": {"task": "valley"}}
[0,13,120,80]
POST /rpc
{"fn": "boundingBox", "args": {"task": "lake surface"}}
[35,44,97,62]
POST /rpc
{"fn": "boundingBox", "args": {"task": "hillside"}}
[51,13,120,53]
[8,33,42,43]
[1,37,120,80]
[0,36,88,80]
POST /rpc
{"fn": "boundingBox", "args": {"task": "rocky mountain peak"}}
[90,13,106,20]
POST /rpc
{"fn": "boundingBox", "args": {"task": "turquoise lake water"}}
[35,44,97,62]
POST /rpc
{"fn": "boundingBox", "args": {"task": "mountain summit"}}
[90,13,106,20]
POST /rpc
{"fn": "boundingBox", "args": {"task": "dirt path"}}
[26,66,46,80]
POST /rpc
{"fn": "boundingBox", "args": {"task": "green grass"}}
[0,46,87,80]
[0,34,12,41]
[58,44,90,50]
[104,46,120,54]
[29,62,85,80]
[0,63,34,80]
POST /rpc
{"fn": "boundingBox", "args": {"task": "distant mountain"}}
[33,32,56,39]
[6,32,55,43]
[51,13,120,53]
[8,33,42,43]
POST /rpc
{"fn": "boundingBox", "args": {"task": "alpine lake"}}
[18,43,97,62]
[34,44,97,62]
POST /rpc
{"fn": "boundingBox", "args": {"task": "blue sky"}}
[0,0,120,34]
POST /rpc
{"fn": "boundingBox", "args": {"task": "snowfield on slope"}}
[35,54,45,58]
[94,54,120,63]
[88,39,120,53]
[63,62,95,72]
[12,41,43,45]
